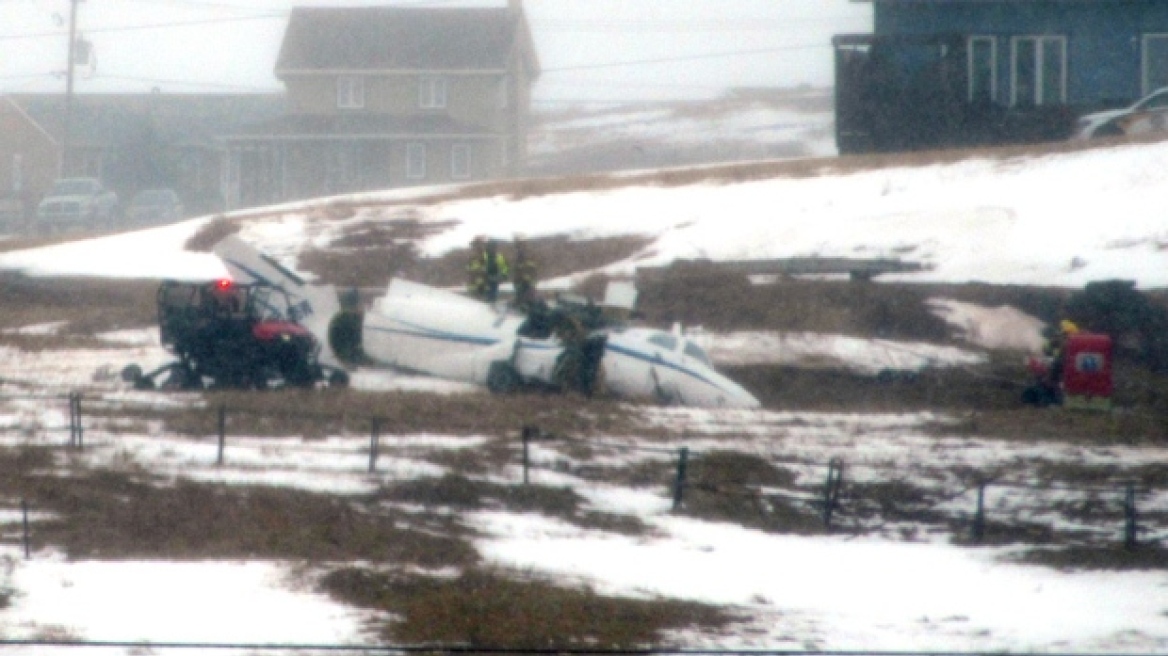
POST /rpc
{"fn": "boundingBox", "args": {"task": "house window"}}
[337,75,365,109]
[1011,36,1066,107]
[451,144,471,179]
[419,76,447,109]
[1143,34,1168,95]
[406,143,427,180]
[968,36,997,103]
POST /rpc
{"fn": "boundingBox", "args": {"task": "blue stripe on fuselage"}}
[604,340,723,389]
[366,317,500,347]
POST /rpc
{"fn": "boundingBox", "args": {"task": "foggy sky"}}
[0,0,871,101]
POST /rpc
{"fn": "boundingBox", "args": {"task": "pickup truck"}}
[35,177,119,234]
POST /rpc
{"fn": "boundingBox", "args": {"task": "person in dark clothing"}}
[511,237,539,312]
[482,239,509,303]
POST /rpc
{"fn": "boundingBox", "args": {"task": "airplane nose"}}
[711,375,761,409]
[723,386,761,409]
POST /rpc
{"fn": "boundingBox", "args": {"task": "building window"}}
[406,143,427,180]
[1011,36,1066,107]
[451,144,471,179]
[1143,34,1168,95]
[337,75,365,109]
[968,36,997,103]
[419,76,447,109]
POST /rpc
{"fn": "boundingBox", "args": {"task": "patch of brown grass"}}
[321,567,733,647]
[299,234,652,289]
[1016,544,1168,570]
[19,470,476,566]
[379,473,650,536]
[95,389,643,443]
[0,274,156,335]
[676,452,825,534]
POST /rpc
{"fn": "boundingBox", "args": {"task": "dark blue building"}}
[835,0,1168,152]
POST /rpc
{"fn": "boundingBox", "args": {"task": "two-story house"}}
[834,0,1168,153]
[222,2,540,210]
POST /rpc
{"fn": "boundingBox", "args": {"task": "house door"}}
[1143,34,1168,95]
[1011,36,1066,107]
[232,145,283,209]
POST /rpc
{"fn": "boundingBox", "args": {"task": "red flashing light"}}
[215,279,233,291]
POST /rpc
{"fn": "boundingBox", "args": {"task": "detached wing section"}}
[212,235,343,370]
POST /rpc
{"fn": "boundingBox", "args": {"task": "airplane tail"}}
[212,235,344,370]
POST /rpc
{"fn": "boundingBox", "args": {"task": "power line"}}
[541,44,831,74]
[0,11,287,41]
[530,17,871,33]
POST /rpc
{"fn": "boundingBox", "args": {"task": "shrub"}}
[1065,279,1168,372]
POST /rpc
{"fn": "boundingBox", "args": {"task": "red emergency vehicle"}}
[1024,332,1113,410]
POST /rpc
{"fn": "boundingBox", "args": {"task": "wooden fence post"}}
[21,498,30,559]
[672,447,689,511]
[823,458,844,529]
[521,425,538,485]
[368,418,381,474]
[68,392,83,449]
[1124,483,1139,550]
[971,481,986,543]
[216,404,227,466]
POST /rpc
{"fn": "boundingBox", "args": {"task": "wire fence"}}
[517,425,1168,552]
[1,392,1166,558]
[0,392,1165,653]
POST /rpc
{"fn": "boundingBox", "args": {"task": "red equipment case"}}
[1062,332,1113,410]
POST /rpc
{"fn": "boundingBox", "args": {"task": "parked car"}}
[126,189,184,224]
[35,177,119,234]
[1074,87,1168,139]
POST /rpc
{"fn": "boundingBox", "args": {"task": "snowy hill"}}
[0,137,1167,653]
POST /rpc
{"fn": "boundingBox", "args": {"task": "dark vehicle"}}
[35,177,119,234]
[122,278,348,390]
[126,189,184,224]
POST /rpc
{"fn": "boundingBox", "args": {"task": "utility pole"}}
[61,0,82,176]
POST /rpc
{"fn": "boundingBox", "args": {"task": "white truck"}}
[35,177,119,234]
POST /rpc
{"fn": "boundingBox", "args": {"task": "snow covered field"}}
[1,136,1168,653]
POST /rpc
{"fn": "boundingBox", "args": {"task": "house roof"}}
[223,112,502,141]
[275,6,540,77]
[10,93,285,148]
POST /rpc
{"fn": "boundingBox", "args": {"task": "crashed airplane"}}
[213,236,761,409]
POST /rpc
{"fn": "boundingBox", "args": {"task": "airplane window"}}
[647,332,678,351]
[684,340,712,365]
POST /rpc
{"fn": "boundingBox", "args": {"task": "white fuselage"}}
[362,279,760,409]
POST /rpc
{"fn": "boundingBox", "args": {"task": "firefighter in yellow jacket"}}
[467,237,509,302]
[1043,319,1080,386]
